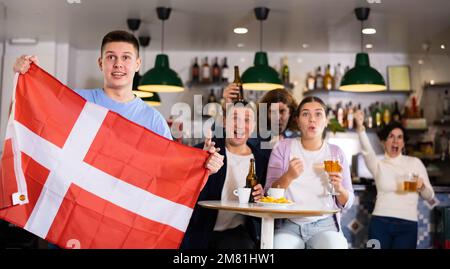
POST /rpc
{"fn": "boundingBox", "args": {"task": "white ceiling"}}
[0,0,449,54]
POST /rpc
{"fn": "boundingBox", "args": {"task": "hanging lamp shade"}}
[242,7,283,91]
[339,7,386,92]
[339,53,386,92]
[141,92,161,106]
[138,7,184,93]
[242,52,283,91]
[132,72,154,98]
[138,54,183,92]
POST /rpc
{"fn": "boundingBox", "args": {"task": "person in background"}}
[354,110,434,249]
[182,101,267,249]
[223,86,299,158]
[265,96,353,249]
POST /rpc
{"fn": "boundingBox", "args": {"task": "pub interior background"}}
[0,0,450,249]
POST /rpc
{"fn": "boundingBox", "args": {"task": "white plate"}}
[255,201,294,208]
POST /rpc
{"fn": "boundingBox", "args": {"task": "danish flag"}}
[0,64,209,248]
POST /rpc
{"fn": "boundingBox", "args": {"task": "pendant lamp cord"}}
[161,20,165,53]
[259,20,263,52]
[360,20,364,52]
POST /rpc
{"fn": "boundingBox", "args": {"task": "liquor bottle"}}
[364,108,373,128]
[334,63,343,89]
[323,64,335,90]
[392,101,402,122]
[233,66,245,102]
[337,102,344,127]
[191,57,200,83]
[245,159,258,203]
[212,57,221,83]
[201,57,211,83]
[281,56,290,85]
[443,90,450,120]
[383,104,391,126]
[206,89,218,117]
[347,102,354,130]
[208,89,217,103]
[221,57,230,82]
[315,66,324,90]
[306,72,315,91]
[373,102,382,127]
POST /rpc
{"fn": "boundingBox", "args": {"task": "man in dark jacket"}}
[181,102,268,249]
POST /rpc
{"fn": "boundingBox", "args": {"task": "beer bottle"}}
[245,158,258,203]
[233,66,245,102]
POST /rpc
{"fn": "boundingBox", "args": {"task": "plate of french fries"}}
[256,196,294,207]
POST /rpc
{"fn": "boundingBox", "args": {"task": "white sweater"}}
[358,130,435,221]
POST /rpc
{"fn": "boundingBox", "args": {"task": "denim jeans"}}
[273,216,348,249]
[368,215,418,249]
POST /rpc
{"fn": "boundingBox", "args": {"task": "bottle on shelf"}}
[207,89,217,103]
[392,101,402,123]
[221,57,230,83]
[364,108,373,128]
[201,56,211,83]
[347,102,354,130]
[212,57,221,83]
[383,104,391,126]
[443,90,450,120]
[305,72,315,91]
[233,66,245,102]
[245,159,258,203]
[314,66,324,90]
[323,64,335,90]
[373,102,382,128]
[191,57,200,83]
[281,56,290,85]
[337,102,344,127]
[334,63,343,89]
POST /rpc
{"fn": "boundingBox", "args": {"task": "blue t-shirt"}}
[74,88,172,140]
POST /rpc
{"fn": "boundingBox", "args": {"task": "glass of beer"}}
[402,173,418,192]
[323,159,342,196]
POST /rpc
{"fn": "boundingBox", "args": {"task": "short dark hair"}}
[258,88,299,131]
[101,30,140,56]
[377,122,409,142]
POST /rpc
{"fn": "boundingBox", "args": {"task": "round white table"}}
[198,200,339,249]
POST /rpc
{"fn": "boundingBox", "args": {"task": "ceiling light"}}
[441,44,446,50]
[418,59,424,65]
[233,27,248,34]
[362,28,376,34]
[237,43,245,48]
[241,7,283,91]
[365,44,373,49]
[301,43,309,48]
[339,7,386,92]
[139,7,184,93]
[9,38,38,45]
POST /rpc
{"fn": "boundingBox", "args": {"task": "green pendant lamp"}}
[339,7,386,92]
[242,7,283,91]
[141,93,161,106]
[134,71,161,106]
[138,7,184,93]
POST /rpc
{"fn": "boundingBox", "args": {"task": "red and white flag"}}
[0,64,209,249]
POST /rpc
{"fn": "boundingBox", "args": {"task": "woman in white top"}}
[355,110,434,249]
[265,96,354,249]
